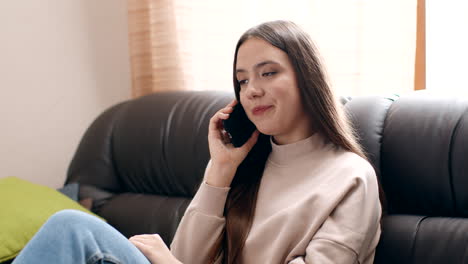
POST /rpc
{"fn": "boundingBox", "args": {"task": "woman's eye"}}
[239,79,249,86]
[262,72,276,77]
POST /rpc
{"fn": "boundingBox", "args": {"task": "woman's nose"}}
[245,81,264,99]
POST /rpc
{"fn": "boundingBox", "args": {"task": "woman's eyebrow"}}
[236,60,280,73]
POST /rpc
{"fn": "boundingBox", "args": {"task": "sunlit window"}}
[186,0,417,96]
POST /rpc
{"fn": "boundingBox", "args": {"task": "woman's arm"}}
[170,178,229,264]
[170,100,259,263]
[288,169,382,264]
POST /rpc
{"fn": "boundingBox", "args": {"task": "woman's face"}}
[236,37,313,145]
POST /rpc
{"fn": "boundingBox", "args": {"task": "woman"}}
[12,20,382,264]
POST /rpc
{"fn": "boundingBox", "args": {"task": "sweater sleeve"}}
[289,167,382,264]
[170,162,229,264]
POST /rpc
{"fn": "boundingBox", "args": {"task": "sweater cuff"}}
[192,182,230,217]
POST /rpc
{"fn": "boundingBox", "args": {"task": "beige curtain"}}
[127,0,418,97]
[414,0,425,91]
[127,0,193,97]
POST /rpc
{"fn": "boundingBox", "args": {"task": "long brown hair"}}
[208,20,385,263]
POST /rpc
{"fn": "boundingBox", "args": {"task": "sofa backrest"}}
[66,90,468,263]
[67,91,233,242]
[380,93,468,217]
[371,92,468,263]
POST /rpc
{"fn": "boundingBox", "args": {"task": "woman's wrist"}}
[172,256,183,264]
[205,162,237,188]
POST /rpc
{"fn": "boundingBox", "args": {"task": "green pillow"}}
[0,177,104,262]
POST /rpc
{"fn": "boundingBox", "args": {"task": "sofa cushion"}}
[0,177,101,262]
[381,93,468,216]
[98,192,191,244]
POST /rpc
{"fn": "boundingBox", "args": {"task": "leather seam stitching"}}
[410,215,429,262]
[447,107,468,215]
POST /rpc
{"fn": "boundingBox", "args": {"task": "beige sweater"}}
[171,133,382,264]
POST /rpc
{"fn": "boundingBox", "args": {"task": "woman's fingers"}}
[240,129,260,151]
[217,100,237,116]
[209,111,231,141]
[226,99,238,108]
[130,239,149,251]
[129,234,166,257]
[209,117,223,141]
[129,234,182,264]
[221,129,232,145]
[129,238,155,259]
[130,235,154,243]
[218,112,230,119]
[130,234,164,242]
[208,99,238,137]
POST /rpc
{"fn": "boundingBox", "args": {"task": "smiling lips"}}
[252,105,273,115]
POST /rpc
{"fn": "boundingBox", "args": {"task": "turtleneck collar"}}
[268,132,330,166]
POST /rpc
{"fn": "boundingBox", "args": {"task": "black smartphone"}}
[222,103,256,147]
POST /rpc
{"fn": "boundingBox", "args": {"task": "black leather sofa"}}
[66,90,468,264]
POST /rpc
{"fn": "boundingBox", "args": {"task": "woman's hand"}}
[129,234,183,264]
[206,99,260,187]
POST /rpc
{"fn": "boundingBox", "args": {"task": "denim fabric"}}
[12,210,151,264]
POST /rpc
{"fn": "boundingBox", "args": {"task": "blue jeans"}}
[12,210,151,264]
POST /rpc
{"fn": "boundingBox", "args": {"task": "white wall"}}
[427,0,468,95]
[0,1,131,188]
